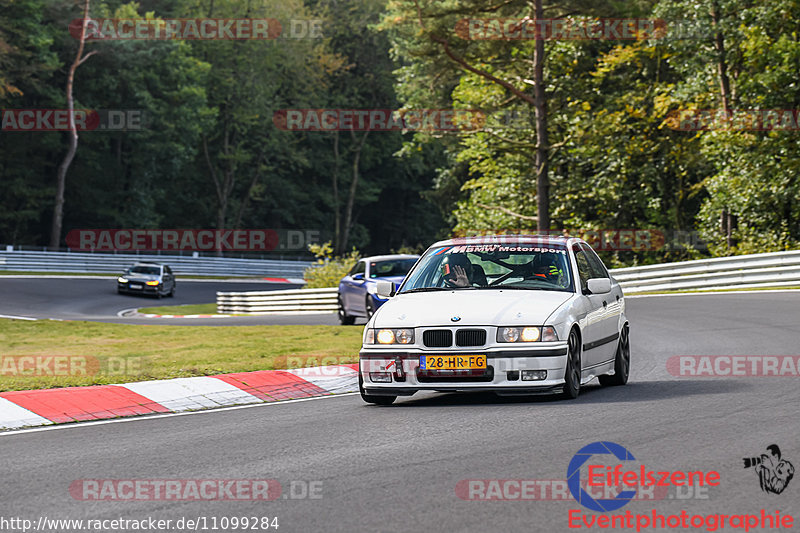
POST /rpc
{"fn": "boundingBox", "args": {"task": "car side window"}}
[349,261,366,276]
[165,266,173,276]
[581,244,609,279]
[572,245,592,292]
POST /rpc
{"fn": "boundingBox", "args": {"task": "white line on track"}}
[0,314,38,321]
[626,288,800,299]
[0,392,359,438]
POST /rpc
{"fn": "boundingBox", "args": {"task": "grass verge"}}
[138,303,219,315]
[0,319,362,392]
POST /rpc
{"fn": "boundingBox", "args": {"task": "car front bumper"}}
[359,345,569,396]
[118,282,161,294]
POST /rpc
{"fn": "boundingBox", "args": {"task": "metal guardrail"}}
[215,250,800,314]
[217,288,338,314]
[612,250,800,293]
[0,250,313,278]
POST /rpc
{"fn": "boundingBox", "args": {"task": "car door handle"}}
[603,300,608,308]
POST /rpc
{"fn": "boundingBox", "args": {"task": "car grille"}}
[456,329,486,347]
[423,330,452,348]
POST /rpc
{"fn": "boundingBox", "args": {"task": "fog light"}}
[521,370,547,381]
[369,372,392,383]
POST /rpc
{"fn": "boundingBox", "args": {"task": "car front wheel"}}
[562,328,581,399]
[599,324,630,386]
[338,295,355,325]
[365,295,376,319]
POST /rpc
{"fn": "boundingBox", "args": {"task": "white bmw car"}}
[358,235,629,405]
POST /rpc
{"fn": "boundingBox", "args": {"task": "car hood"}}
[373,289,574,328]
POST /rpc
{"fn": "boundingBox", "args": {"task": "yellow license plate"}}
[420,355,487,371]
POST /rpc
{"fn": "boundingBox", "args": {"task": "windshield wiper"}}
[476,285,552,291]
[400,286,478,294]
[399,287,450,294]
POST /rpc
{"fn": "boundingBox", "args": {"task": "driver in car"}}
[441,253,485,288]
[533,252,566,285]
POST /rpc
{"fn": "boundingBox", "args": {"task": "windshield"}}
[399,244,573,293]
[369,258,417,278]
[129,265,161,276]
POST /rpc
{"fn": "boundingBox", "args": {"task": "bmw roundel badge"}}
[451,316,461,322]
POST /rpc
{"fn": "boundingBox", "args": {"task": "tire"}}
[599,324,630,386]
[169,285,176,297]
[359,373,396,405]
[365,295,376,320]
[562,328,582,399]
[338,295,355,325]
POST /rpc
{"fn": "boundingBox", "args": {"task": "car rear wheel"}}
[338,295,355,325]
[562,328,581,399]
[359,373,396,405]
[169,285,176,297]
[599,324,630,386]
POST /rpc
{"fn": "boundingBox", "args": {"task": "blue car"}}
[337,254,420,325]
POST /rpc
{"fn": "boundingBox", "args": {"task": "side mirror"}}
[376,280,395,299]
[352,273,365,281]
[586,278,612,294]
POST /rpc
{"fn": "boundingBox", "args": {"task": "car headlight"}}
[497,326,558,343]
[145,280,160,286]
[117,277,128,283]
[366,328,415,345]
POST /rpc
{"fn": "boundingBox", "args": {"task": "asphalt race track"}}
[1,291,799,532]
[0,277,339,326]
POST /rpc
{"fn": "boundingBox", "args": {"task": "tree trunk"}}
[710,1,732,113]
[711,0,734,252]
[332,132,342,253]
[532,0,549,232]
[340,130,369,254]
[50,0,95,249]
[233,152,266,229]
